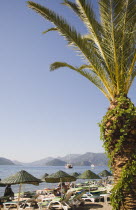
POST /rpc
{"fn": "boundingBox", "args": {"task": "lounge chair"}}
[67,190,85,208]
[48,197,70,210]
[3,200,26,210]
[19,194,40,209]
[81,193,101,203]
[38,190,74,210]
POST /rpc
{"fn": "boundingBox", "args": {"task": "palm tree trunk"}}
[100,95,136,210]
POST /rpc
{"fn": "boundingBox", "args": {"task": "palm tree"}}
[27,0,136,209]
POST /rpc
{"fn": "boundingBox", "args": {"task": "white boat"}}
[65,163,73,169]
[91,164,95,168]
[65,154,73,168]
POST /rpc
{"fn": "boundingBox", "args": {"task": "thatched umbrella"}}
[78,170,100,180]
[45,170,76,183]
[41,173,49,181]
[1,170,41,209]
[0,182,6,187]
[98,170,112,177]
[70,172,80,178]
[98,170,113,186]
[78,170,101,193]
[0,178,6,187]
[45,170,76,196]
[70,172,80,188]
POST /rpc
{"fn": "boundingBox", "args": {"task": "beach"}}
[1,202,112,210]
[76,201,112,210]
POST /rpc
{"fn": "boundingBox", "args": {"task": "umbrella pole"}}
[60,178,62,198]
[89,180,90,194]
[17,183,22,210]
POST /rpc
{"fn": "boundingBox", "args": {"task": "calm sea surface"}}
[0,165,109,196]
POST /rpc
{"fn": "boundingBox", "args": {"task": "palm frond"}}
[27,1,97,66]
[50,61,92,71]
[131,66,136,83]
[42,27,58,34]
[27,0,136,100]
[62,0,114,78]
[27,1,115,100]
[99,0,136,94]
[62,0,81,16]
[125,53,136,92]
[62,0,117,97]
[75,0,114,78]
[99,0,120,91]
[118,0,136,92]
[50,61,110,100]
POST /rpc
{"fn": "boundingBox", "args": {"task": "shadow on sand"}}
[76,203,104,209]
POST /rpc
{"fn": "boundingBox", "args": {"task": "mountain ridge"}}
[0,157,15,165]
[1,152,108,166]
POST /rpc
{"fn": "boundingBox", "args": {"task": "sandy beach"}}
[1,201,112,210]
[76,201,112,210]
[40,202,113,210]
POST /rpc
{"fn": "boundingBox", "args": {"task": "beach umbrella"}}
[1,170,41,209]
[0,179,6,187]
[1,170,41,185]
[98,170,112,177]
[45,170,76,196]
[69,172,80,188]
[70,172,80,178]
[78,170,100,180]
[78,170,101,193]
[45,170,76,183]
[41,173,49,181]
[0,183,6,187]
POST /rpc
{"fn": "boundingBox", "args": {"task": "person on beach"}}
[61,182,68,193]
[4,185,14,199]
[53,189,61,196]
[0,198,3,210]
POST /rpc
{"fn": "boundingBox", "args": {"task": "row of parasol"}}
[0,169,112,209]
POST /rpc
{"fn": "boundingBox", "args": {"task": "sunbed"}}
[3,200,26,210]
[38,190,73,210]
[67,190,85,208]
[81,193,101,203]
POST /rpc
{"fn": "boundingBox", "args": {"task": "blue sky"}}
[0,0,136,162]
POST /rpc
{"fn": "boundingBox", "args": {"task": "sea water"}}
[0,165,109,196]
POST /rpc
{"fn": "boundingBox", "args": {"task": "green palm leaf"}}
[62,0,81,16]
[50,61,110,100]
[63,0,117,91]
[99,0,136,93]
[42,27,58,34]
[27,0,136,101]
[27,1,115,99]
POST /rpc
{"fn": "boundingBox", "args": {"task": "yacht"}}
[91,164,95,168]
[65,163,73,168]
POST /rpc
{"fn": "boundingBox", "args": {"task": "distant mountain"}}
[12,160,24,166]
[57,154,81,162]
[0,157,15,165]
[30,157,54,166]
[46,158,66,166]
[1,152,108,166]
[45,152,108,166]
[74,160,91,166]
[70,152,108,166]
[12,157,54,166]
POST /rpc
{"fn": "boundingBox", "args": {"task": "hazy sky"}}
[0,0,136,162]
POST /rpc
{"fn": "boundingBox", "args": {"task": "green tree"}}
[27,0,136,209]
